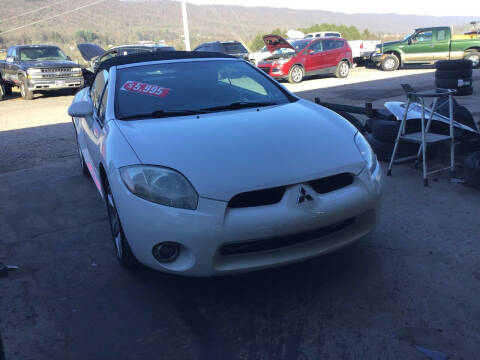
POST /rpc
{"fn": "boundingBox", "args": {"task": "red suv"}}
[257,35,353,83]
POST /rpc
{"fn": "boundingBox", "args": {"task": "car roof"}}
[96,51,235,73]
[14,44,60,49]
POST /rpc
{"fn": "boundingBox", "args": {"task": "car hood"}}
[114,100,365,201]
[77,43,105,61]
[263,34,296,53]
[381,40,403,48]
[24,60,80,68]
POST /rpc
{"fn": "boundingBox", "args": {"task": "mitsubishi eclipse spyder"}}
[68,51,382,276]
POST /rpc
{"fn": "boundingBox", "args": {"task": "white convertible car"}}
[68,51,382,276]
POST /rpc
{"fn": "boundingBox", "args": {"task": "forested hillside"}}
[0,0,473,59]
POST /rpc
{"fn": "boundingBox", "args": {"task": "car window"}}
[19,47,67,61]
[290,40,309,52]
[98,84,109,123]
[326,33,340,37]
[308,41,323,53]
[322,39,337,51]
[91,70,109,112]
[335,40,345,49]
[223,43,247,54]
[436,30,447,41]
[413,30,433,43]
[115,60,292,119]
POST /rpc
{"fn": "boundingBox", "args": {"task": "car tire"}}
[19,76,34,100]
[464,151,480,189]
[455,86,474,96]
[288,65,304,83]
[365,132,419,162]
[381,54,399,71]
[335,61,350,78]
[337,111,364,132]
[0,81,4,101]
[435,69,473,79]
[463,51,480,69]
[371,118,422,143]
[105,179,139,269]
[435,59,472,71]
[3,82,12,96]
[435,78,472,89]
[75,134,90,178]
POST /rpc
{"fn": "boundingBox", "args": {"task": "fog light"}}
[152,242,180,263]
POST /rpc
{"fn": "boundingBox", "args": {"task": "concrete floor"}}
[0,66,479,360]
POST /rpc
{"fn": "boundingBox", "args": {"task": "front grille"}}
[41,73,77,79]
[220,217,355,256]
[228,186,286,208]
[40,67,73,73]
[308,173,353,194]
[260,67,271,74]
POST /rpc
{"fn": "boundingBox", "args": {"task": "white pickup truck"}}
[347,40,381,64]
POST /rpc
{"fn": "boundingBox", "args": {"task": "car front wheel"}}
[105,179,139,269]
[381,55,400,71]
[20,76,34,100]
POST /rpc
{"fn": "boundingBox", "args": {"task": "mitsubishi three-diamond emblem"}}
[297,186,313,204]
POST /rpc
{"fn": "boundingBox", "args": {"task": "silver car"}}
[68,51,382,276]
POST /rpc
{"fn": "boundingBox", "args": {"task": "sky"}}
[186,0,480,17]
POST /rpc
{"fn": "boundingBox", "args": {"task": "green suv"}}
[371,26,480,70]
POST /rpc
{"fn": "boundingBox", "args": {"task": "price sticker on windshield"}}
[121,81,170,98]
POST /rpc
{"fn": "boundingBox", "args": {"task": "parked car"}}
[257,35,353,83]
[371,26,480,71]
[304,32,342,39]
[348,40,381,64]
[0,45,83,100]
[193,41,249,60]
[77,43,176,73]
[67,51,382,276]
[248,45,271,65]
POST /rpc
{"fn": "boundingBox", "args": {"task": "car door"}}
[321,39,339,69]
[5,48,17,83]
[304,40,324,73]
[83,70,109,182]
[433,28,451,60]
[403,29,435,62]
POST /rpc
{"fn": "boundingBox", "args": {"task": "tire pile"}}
[435,59,473,96]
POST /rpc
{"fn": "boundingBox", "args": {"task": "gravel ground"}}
[1,66,479,360]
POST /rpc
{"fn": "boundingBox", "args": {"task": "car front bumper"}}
[370,53,384,63]
[27,77,84,91]
[109,164,382,276]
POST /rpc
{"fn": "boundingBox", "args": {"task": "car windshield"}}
[291,40,309,52]
[19,47,68,61]
[115,59,293,119]
[223,43,247,54]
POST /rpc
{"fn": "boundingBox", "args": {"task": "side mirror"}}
[6,56,14,63]
[66,56,72,61]
[68,101,94,117]
[308,49,315,55]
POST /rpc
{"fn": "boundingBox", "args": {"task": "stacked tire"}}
[435,59,473,96]
[464,151,480,190]
[365,118,421,162]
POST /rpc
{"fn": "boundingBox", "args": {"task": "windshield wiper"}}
[119,109,210,120]
[201,101,278,112]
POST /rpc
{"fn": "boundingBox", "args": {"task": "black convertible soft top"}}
[96,51,236,73]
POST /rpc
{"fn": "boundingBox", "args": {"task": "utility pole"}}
[181,0,191,51]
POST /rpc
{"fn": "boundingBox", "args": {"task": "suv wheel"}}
[335,61,349,78]
[288,65,304,83]
[0,81,4,101]
[381,55,400,71]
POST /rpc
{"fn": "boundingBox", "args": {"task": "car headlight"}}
[354,132,377,174]
[72,67,82,72]
[119,165,198,210]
